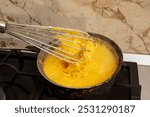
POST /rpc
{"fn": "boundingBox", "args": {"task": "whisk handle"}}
[0,21,6,33]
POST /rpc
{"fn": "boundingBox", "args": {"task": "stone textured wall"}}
[0,0,150,54]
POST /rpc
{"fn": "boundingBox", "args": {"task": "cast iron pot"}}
[37,33,123,99]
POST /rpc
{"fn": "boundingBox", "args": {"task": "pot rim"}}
[37,33,123,89]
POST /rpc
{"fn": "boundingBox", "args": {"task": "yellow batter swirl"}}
[43,32,118,88]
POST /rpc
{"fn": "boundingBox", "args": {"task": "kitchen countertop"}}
[0,0,150,99]
[138,65,150,100]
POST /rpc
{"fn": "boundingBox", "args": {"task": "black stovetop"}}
[0,49,141,100]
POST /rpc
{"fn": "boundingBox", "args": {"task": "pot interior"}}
[37,33,123,89]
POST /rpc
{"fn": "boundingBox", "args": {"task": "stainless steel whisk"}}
[0,20,92,63]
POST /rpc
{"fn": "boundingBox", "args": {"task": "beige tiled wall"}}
[0,0,150,55]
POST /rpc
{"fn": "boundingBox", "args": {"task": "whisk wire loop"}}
[0,21,93,63]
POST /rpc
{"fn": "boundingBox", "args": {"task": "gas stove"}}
[0,49,141,100]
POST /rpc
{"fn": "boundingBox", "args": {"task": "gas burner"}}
[0,86,5,100]
[0,49,141,100]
